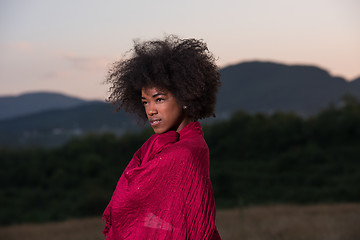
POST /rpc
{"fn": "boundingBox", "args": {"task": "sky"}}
[1,0,359,100]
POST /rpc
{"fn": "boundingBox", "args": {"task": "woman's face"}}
[141,87,190,134]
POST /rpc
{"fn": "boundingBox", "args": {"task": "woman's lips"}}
[149,119,161,127]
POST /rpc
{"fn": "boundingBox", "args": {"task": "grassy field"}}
[1,203,359,240]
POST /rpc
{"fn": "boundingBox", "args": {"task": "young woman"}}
[103,35,222,240]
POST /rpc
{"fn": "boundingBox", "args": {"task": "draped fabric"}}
[102,121,221,240]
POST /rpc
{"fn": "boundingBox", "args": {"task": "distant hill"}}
[350,77,360,87]
[216,61,360,118]
[0,61,359,147]
[0,92,88,120]
[0,101,138,132]
[0,101,140,148]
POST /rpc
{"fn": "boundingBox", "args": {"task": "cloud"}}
[62,53,110,72]
[9,42,33,53]
[42,71,71,80]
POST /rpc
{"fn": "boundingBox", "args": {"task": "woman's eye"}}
[142,101,147,105]
[156,98,164,102]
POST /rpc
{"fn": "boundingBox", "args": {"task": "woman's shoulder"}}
[161,133,208,160]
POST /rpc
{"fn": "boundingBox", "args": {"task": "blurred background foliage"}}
[1,96,360,225]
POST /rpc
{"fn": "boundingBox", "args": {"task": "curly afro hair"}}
[106,35,221,121]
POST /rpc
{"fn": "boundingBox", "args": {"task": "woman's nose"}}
[147,103,158,116]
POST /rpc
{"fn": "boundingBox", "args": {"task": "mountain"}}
[216,61,360,118]
[0,61,359,148]
[0,101,137,132]
[0,92,87,120]
[0,101,140,148]
[350,77,360,87]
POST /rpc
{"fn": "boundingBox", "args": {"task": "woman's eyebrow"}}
[141,93,166,99]
[152,93,166,98]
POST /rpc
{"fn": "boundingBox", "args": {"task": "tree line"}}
[1,95,359,225]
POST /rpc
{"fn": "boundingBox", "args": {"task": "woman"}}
[103,35,222,239]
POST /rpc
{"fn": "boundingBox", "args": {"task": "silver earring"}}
[183,105,188,109]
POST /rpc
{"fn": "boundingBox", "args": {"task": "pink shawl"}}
[102,121,221,239]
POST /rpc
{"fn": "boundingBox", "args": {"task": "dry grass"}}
[1,203,360,240]
[0,217,105,240]
[217,203,360,240]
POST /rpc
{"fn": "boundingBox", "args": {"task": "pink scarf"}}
[103,122,221,239]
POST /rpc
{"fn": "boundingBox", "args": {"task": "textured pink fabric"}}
[103,121,221,239]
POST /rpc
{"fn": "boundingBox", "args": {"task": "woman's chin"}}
[152,127,164,134]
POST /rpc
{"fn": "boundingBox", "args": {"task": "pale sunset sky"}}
[0,0,359,100]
